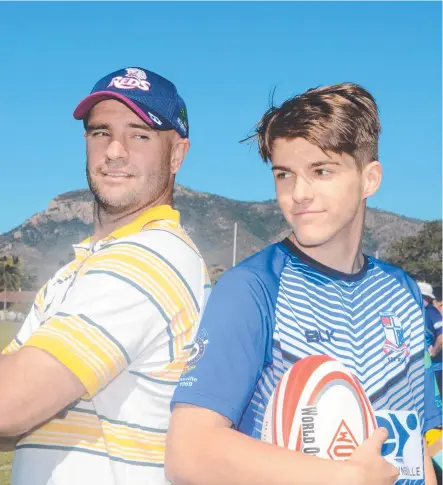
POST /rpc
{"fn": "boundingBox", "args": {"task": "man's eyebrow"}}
[127,122,155,132]
[85,123,109,132]
[85,122,155,133]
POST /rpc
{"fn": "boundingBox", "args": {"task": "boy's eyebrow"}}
[271,161,341,172]
[271,164,292,172]
[310,160,341,168]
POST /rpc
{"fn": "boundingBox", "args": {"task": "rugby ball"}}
[261,355,376,460]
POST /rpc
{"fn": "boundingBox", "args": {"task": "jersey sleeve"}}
[427,306,442,338]
[171,267,273,427]
[423,346,442,432]
[423,306,442,431]
[23,235,202,398]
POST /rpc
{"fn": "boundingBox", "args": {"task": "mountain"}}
[0,185,424,287]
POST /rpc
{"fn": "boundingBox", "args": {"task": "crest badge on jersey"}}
[183,329,209,375]
[380,312,409,357]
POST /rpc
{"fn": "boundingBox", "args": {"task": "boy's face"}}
[271,137,381,249]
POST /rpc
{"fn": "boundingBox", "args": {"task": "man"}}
[166,83,439,485]
[420,282,443,359]
[419,282,442,397]
[0,67,209,485]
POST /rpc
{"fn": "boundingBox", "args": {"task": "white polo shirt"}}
[3,205,210,485]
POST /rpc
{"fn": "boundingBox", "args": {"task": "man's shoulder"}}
[95,222,207,297]
[103,221,203,263]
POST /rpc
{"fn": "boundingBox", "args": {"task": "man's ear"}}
[170,138,190,175]
[362,160,382,199]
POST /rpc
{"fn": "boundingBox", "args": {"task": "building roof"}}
[0,291,36,303]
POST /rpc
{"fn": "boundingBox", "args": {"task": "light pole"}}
[232,222,238,267]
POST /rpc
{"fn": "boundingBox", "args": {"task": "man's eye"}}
[134,134,150,140]
[90,131,109,138]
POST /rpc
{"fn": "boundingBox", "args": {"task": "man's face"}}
[85,99,186,214]
[271,137,381,248]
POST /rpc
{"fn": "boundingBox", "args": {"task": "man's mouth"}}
[101,171,133,178]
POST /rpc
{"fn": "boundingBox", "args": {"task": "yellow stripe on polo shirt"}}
[88,243,198,317]
[142,220,200,255]
[170,308,196,357]
[56,259,85,283]
[34,282,48,313]
[78,245,198,324]
[24,313,129,396]
[2,337,21,355]
[108,205,179,241]
[18,410,167,466]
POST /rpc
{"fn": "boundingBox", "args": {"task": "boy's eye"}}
[315,169,330,176]
[276,172,290,180]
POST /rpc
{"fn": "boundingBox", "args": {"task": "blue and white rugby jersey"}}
[172,238,441,485]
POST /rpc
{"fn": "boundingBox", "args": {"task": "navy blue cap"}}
[73,67,189,138]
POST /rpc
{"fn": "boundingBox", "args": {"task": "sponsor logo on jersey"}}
[375,410,423,479]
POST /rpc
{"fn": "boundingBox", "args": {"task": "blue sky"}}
[0,1,441,234]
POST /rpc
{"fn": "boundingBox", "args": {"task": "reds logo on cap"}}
[108,68,151,91]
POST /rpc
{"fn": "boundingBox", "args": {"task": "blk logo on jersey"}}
[305,330,335,343]
[380,312,410,357]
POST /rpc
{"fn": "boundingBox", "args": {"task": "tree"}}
[385,221,442,286]
[0,256,23,292]
[20,273,38,291]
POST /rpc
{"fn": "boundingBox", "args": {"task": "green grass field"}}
[0,322,18,353]
[0,321,20,485]
[0,452,12,485]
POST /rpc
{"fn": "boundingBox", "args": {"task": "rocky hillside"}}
[0,185,423,287]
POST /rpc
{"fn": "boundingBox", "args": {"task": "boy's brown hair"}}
[248,83,381,168]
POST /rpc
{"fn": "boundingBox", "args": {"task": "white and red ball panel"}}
[261,355,376,460]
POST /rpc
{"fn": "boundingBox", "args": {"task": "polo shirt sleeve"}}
[171,267,273,427]
[23,233,203,398]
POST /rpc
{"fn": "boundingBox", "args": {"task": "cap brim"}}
[73,91,173,131]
